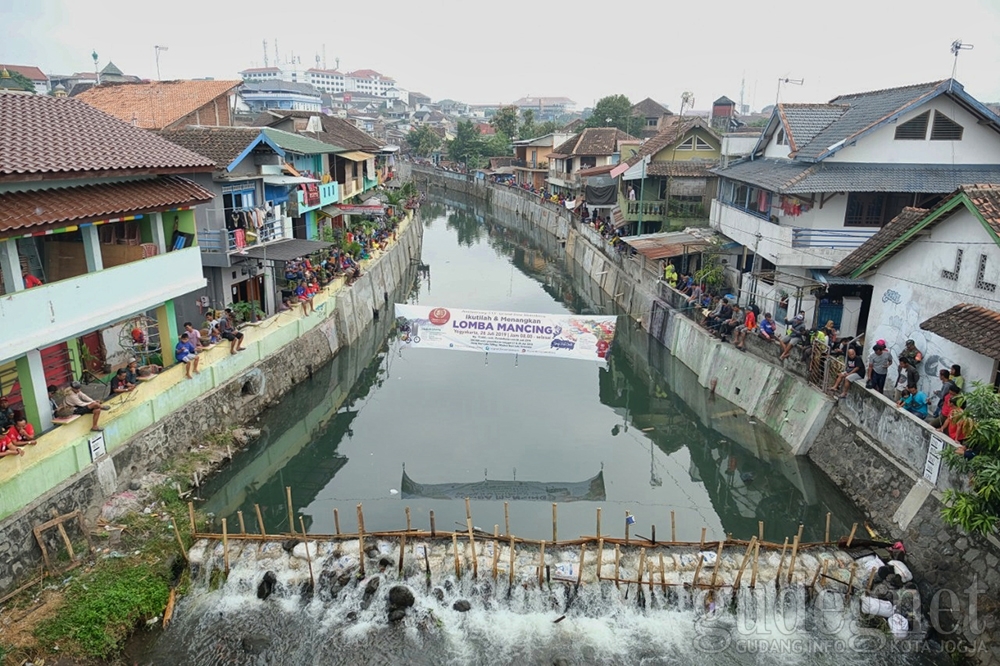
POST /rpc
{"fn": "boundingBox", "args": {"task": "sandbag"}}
[855,554,885,572]
[292,541,319,561]
[888,560,913,583]
[888,613,910,639]
[861,596,894,618]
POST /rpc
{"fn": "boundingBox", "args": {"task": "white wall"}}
[863,205,1000,394]
[762,129,792,159]
[827,96,1000,164]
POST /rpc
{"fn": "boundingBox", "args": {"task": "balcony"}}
[0,247,206,365]
[199,215,286,258]
[340,177,362,201]
[293,181,340,214]
[363,176,378,192]
[547,172,580,189]
[710,200,868,269]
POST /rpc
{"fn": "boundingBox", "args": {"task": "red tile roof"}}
[75,79,241,130]
[1,64,47,81]
[550,128,637,157]
[0,175,214,237]
[920,304,1000,359]
[645,161,715,177]
[157,126,265,168]
[0,93,215,180]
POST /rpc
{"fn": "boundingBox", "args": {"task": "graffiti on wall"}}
[871,285,954,392]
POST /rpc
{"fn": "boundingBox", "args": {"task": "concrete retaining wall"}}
[0,216,422,595]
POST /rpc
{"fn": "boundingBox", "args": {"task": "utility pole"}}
[154,45,168,80]
[263,39,269,67]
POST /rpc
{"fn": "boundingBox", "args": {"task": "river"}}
[137,194,939,665]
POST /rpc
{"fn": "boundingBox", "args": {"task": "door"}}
[292,216,307,240]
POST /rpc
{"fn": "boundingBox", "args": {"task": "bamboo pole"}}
[188,501,196,533]
[430,510,436,537]
[636,548,647,594]
[596,508,602,539]
[750,540,760,589]
[255,504,266,537]
[709,541,725,589]
[786,534,801,584]
[845,562,858,599]
[405,506,412,532]
[692,553,705,587]
[810,559,823,589]
[504,502,510,536]
[237,511,246,535]
[596,538,604,581]
[614,544,621,589]
[357,504,366,578]
[825,512,831,544]
[846,522,858,548]
[818,560,830,590]
[758,521,764,542]
[699,527,706,550]
[465,497,472,523]
[398,532,406,575]
[538,540,546,586]
[625,512,631,545]
[775,537,789,585]
[552,503,558,543]
[508,537,515,587]
[467,518,478,579]
[452,534,461,578]
[577,544,586,586]
[492,526,500,580]
[299,516,315,588]
[732,537,756,590]
[334,508,340,535]
[651,525,656,545]
[286,486,295,535]
[171,516,188,562]
[865,567,877,594]
[671,511,676,542]
[659,553,667,593]
[221,518,230,574]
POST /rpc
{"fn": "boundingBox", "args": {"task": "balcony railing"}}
[791,227,877,249]
[0,247,206,364]
[199,216,284,254]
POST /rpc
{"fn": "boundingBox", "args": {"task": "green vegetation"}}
[406,124,441,157]
[489,105,519,139]
[942,384,1000,535]
[585,94,633,134]
[1,69,36,94]
[519,109,537,140]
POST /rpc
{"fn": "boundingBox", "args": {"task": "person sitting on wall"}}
[830,347,866,399]
[0,396,14,431]
[893,358,920,402]
[5,414,37,447]
[110,368,134,395]
[175,332,200,379]
[733,306,757,350]
[719,305,742,343]
[220,309,246,354]
[898,384,929,419]
[758,312,777,342]
[0,432,24,457]
[183,322,205,351]
[22,269,42,288]
[208,324,222,345]
[928,380,959,428]
[65,381,108,432]
[779,312,808,360]
[296,280,316,316]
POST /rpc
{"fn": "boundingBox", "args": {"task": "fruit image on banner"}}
[394,304,617,362]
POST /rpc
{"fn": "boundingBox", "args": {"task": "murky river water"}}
[137,195,942,665]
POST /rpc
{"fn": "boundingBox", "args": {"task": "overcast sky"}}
[4,0,1000,112]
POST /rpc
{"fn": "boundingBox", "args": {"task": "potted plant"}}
[230,300,265,324]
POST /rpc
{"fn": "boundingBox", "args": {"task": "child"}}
[6,416,37,447]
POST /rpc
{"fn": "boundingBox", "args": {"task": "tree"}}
[536,120,559,136]
[520,109,537,140]
[448,120,484,167]
[481,132,510,158]
[406,125,441,157]
[941,384,1000,535]
[585,95,633,134]
[490,105,520,140]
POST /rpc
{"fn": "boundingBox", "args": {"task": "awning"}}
[811,269,871,286]
[620,231,715,260]
[337,150,375,162]
[262,175,320,186]
[326,203,386,215]
[240,239,334,262]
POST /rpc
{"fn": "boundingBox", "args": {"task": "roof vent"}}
[306,116,323,132]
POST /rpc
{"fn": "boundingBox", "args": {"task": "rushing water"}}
[138,195,942,665]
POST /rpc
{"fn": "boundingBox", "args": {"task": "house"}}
[546,127,636,195]
[158,126,345,323]
[0,64,49,94]
[630,98,673,139]
[610,117,722,234]
[75,79,242,130]
[240,80,322,113]
[710,96,741,132]
[0,92,215,432]
[830,185,1000,394]
[511,96,576,120]
[511,132,575,190]
[709,79,1000,331]
[345,69,396,97]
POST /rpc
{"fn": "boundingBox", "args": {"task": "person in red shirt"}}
[6,416,36,447]
[733,307,758,350]
[23,271,42,288]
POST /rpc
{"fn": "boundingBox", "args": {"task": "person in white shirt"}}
[64,381,108,431]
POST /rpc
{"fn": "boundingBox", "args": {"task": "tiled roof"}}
[920,304,1000,360]
[713,96,735,106]
[794,80,948,160]
[0,175,214,236]
[625,117,715,168]
[0,93,215,179]
[714,159,1000,194]
[550,128,636,157]
[253,110,383,152]
[75,79,241,130]
[831,184,1000,277]
[778,104,848,153]
[0,64,46,81]
[645,161,715,178]
[157,126,265,167]
[260,127,344,154]
[631,97,669,118]
[829,207,928,276]
[348,69,387,79]
[577,164,616,176]
[100,62,124,77]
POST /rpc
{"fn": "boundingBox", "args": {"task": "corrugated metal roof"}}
[620,231,714,260]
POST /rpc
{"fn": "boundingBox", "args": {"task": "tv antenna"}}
[679,91,694,117]
[775,76,804,105]
[154,45,168,80]
[950,39,974,81]
[263,39,268,67]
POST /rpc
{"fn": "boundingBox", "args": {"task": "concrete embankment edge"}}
[0,216,422,595]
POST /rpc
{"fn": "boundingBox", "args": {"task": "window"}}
[931,110,964,141]
[977,254,996,292]
[776,128,787,146]
[942,249,962,281]
[646,118,658,127]
[894,111,930,140]
[676,136,695,150]
[721,179,772,219]
[694,136,714,151]
[844,192,910,227]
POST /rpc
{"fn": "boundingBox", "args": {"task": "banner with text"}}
[394,304,616,362]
